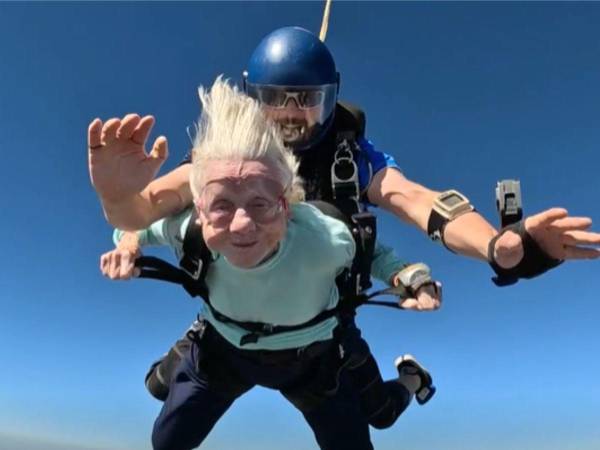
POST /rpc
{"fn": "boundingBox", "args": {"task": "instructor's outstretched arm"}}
[368,168,600,276]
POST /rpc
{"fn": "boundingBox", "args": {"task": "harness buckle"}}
[331,139,360,202]
[262,323,274,334]
[180,257,203,281]
[186,318,207,344]
[355,274,362,295]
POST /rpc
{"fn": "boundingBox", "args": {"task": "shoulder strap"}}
[180,209,211,279]
[336,101,366,139]
[178,208,213,298]
[330,101,370,213]
[134,209,213,300]
[327,103,376,294]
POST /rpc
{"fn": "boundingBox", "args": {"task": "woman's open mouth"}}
[232,241,258,248]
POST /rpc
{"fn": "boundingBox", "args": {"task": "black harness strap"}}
[135,254,400,346]
[178,209,212,299]
[135,254,371,345]
[137,256,189,285]
[349,212,376,293]
[330,118,376,296]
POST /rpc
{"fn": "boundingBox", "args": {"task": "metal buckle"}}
[496,179,523,228]
[181,258,203,281]
[262,323,274,334]
[331,139,360,200]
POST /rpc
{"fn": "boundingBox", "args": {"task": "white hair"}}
[189,76,304,203]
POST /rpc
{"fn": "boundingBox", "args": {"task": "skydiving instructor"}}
[89,26,600,288]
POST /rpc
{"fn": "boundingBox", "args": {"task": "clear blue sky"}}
[1,2,599,449]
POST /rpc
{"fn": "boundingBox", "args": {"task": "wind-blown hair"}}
[189,76,304,202]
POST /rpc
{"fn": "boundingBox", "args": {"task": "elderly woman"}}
[110,78,433,450]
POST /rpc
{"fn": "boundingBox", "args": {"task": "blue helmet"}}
[244,27,340,150]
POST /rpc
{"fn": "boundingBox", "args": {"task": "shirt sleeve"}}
[356,137,403,206]
[370,240,408,285]
[357,137,401,184]
[112,208,193,257]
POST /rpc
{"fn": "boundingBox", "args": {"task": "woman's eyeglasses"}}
[197,196,286,228]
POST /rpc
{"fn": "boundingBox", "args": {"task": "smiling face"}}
[195,159,290,269]
[262,101,323,145]
[245,83,338,151]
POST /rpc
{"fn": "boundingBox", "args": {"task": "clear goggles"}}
[246,83,337,110]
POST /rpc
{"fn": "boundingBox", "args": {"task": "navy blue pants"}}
[152,323,374,450]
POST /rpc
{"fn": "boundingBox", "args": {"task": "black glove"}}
[488,220,563,286]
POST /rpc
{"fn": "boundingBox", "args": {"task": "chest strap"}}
[135,254,400,346]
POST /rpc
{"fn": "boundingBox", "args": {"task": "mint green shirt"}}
[115,203,406,350]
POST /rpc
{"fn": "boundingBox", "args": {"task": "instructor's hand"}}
[398,281,442,311]
[493,208,600,269]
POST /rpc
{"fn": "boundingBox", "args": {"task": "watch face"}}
[443,193,464,207]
